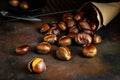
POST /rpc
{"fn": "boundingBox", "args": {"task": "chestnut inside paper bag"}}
[77,2,120,31]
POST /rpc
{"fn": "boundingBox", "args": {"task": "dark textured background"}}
[0,0,120,80]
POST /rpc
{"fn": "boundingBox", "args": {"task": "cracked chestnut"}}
[75,33,92,46]
[27,57,47,73]
[40,24,50,33]
[37,42,51,54]
[56,46,72,61]
[58,36,72,46]
[58,21,67,31]
[44,34,58,44]
[48,27,61,36]
[82,45,97,57]
[62,12,73,22]
[78,20,91,30]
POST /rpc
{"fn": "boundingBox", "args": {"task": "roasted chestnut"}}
[16,45,30,55]
[90,22,97,31]
[74,14,81,21]
[69,26,79,34]
[37,42,51,54]
[74,12,84,21]
[50,21,58,27]
[78,20,91,30]
[62,12,73,22]
[58,21,67,31]
[68,32,77,39]
[44,34,58,44]
[93,34,102,44]
[58,36,72,46]
[20,1,29,9]
[82,45,97,57]
[83,30,93,35]
[27,57,47,73]
[40,24,50,33]
[48,27,61,36]
[9,0,19,7]
[56,46,72,60]
[75,33,92,46]
[67,19,75,28]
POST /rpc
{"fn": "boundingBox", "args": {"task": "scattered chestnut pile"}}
[15,12,102,73]
[39,12,102,59]
[9,0,29,9]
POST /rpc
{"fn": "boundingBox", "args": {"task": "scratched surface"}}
[0,1,120,80]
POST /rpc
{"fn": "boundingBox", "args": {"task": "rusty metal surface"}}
[0,0,120,80]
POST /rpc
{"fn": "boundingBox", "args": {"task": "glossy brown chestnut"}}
[56,46,72,60]
[48,27,61,36]
[74,14,81,21]
[62,12,73,22]
[40,24,50,33]
[74,12,84,21]
[58,36,72,46]
[16,45,30,55]
[44,34,58,44]
[90,22,97,31]
[68,32,77,39]
[93,34,102,44]
[67,19,75,28]
[58,21,67,31]
[27,57,47,73]
[50,21,58,27]
[78,20,91,30]
[75,33,92,46]
[20,1,29,9]
[82,45,97,57]
[9,0,19,7]
[69,26,79,34]
[83,30,93,35]
[37,42,51,54]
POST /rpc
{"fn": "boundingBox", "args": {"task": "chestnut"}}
[16,45,30,55]
[44,34,58,44]
[62,12,73,22]
[69,26,79,34]
[90,22,97,31]
[93,34,102,44]
[83,30,93,35]
[9,0,19,7]
[58,21,67,31]
[56,46,72,60]
[58,36,72,46]
[82,45,97,57]
[40,24,50,33]
[20,1,29,9]
[50,21,58,27]
[74,12,84,21]
[74,14,81,21]
[37,42,51,54]
[27,57,47,73]
[68,32,77,39]
[75,33,92,46]
[67,19,75,28]
[48,27,61,36]
[78,20,91,30]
